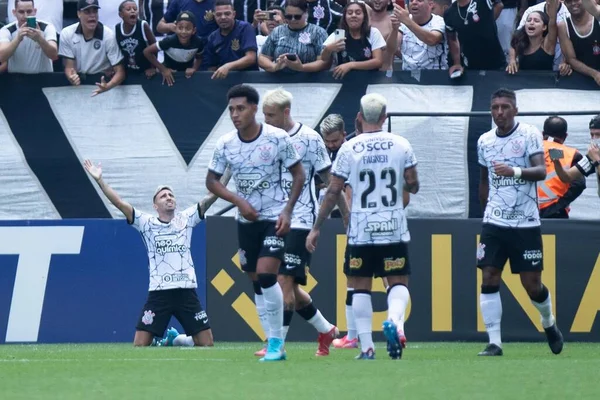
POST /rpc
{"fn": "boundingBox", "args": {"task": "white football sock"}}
[532,290,555,329]
[255,293,270,340]
[282,326,289,341]
[346,305,357,340]
[307,310,334,334]
[480,292,503,347]
[353,293,374,352]
[262,282,284,340]
[387,285,410,332]
[173,335,194,347]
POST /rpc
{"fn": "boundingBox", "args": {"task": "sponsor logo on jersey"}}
[491,174,526,188]
[491,208,525,220]
[384,257,405,271]
[349,257,362,269]
[352,140,394,153]
[237,173,271,195]
[156,234,187,255]
[365,219,398,237]
[162,273,192,283]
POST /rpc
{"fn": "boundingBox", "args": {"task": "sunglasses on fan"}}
[285,13,303,20]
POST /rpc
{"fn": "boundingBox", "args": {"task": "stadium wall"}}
[1,217,599,343]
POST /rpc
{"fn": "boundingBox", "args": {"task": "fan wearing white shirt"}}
[7,0,63,32]
[0,0,58,74]
[387,0,447,71]
[321,0,386,79]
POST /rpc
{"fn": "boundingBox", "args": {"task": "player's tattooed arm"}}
[83,159,134,223]
[200,166,232,217]
[318,169,350,229]
[479,166,489,212]
[306,175,345,253]
[403,166,419,194]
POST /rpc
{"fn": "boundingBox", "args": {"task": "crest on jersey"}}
[93,40,101,50]
[259,145,272,161]
[363,47,372,59]
[594,42,600,56]
[172,215,186,230]
[352,141,365,153]
[204,10,214,21]
[511,139,523,154]
[231,39,240,51]
[142,310,155,325]
[313,4,325,20]
[298,32,311,44]
[476,243,486,261]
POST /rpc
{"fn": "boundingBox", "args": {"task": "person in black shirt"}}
[507,0,558,73]
[558,0,600,86]
[444,0,505,75]
[117,0,157,77]
[143,11,205,85]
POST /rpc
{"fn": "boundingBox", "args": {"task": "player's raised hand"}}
[237,199,259,222]
[306,228,320,253]
[275,210,291,236]
[493,161,516,177]
[84,159,102,181]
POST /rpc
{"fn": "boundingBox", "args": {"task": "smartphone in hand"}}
[549,148,564,161]
[286,54,297,61]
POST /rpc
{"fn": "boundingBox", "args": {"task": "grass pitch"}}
[1,342,598,399]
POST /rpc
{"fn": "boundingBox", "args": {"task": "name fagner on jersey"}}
[130,204,201,291]
[208,123,301,223]
[332,131,417,246]
[478,123,544,228]
[281,124,331,230]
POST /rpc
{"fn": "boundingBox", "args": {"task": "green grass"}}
[1,342,598,399]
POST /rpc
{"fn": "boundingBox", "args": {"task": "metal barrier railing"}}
[386,110,600,132]
[213,109,600,216]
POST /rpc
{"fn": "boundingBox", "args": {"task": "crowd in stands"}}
[0,0,599,93]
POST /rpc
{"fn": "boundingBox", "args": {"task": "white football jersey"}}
[208,123,302,223]
[130,205,201,291]
[332,131,417,245]
[282,123,332,230]
[477,122,544,228]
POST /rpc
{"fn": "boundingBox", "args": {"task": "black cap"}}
[78,0,101,11]
[590,114,600,130]
[176,11,197,27]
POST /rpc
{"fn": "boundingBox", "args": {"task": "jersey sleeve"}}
[163,0,180,23]
[331,142,351,180]
[241,23,258,52]
[404,140,418,169]
[477,137,486,167]
[260,29,277,58]
[105,31,125,66]
[44,23,58,42]
[312,134,332,173]
[443,9,455,33]
[58,28,75,58]
[0,27,10,43]
[369,27,387,51]
[430,15,446,34]
[575,156,598,177]
[279,133,301,168]
[527,126,544,158]
[156,34,176,51]
[208,137,227,175]
[181,204,202,227]
[129,208,152,232]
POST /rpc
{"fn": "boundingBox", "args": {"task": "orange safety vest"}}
[538,140,577,211]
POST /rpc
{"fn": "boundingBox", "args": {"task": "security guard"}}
[538,116,586,218]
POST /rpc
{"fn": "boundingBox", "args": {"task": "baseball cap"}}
[153,185,174,202]
[78,0,101,11]
[176,11,197,27]
[590,114,600,130]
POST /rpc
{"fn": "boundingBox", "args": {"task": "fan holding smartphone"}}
[320,1,386,79]
[0,0,58,74]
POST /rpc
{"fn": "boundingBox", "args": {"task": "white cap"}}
[153,185,174,202]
